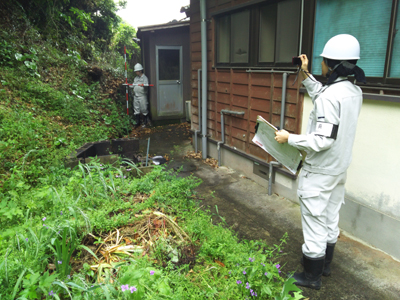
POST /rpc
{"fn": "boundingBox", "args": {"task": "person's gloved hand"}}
[275,129,289,144]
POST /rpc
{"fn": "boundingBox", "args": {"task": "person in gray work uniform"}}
[275,34,366,290]
[133,63,150,128]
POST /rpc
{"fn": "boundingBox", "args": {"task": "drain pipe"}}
[280,73,288,130]
[268,161,282,195]
[200,0,208,159]
[269,72,287,195]
[195,69,202,153]
[217,109,245,167]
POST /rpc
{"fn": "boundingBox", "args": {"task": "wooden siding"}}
[190,0,304,162]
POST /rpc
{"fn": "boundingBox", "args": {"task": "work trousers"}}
[133,96,148,116]
[297,170,347,258]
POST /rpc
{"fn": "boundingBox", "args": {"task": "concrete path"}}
[133,124,400,300]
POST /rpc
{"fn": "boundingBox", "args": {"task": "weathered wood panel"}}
[190,0,303,163]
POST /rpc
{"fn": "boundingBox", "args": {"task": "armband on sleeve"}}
[315,122,339,139]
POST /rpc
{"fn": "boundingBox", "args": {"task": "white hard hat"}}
[320,34,360,60]
[134,63,143,72]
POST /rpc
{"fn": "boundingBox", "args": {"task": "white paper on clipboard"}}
[252,115,303,175]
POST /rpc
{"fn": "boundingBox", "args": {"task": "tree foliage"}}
[0,0,135,54]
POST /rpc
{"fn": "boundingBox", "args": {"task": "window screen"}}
[312,0,392,77]
[389,7,400,78]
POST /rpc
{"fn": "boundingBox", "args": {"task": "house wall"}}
[301,96,400,220]
[141,26,191,121]
[190,0,303,163]
[301,94,400,259]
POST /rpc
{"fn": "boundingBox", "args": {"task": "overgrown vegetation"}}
[0,1,304,299]
[0,163,303,299]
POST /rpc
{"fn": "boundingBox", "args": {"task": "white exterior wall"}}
[302,95,400,220]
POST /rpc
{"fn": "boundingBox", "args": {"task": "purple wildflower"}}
[236,280,242,284]
[243,270,246,275]
[264,272,268,276]
[60,211,63,215]
[25,238,28,242]
[121,284,129,291]
[275,264,281,269]
[130,286,137,293]
[42,217,46,221]
[127,169,131,171]
[58,260,62,264]
[246,282,250,289]
[150,270,155,275]
[49,290,54,296]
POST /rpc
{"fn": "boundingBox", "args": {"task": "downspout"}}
[299,0,304,56]
[200,0,208,159]
[195,69,202,153]
[268,73,287,195]
[280,73,287,130]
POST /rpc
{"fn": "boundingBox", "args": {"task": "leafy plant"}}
[15,48,40,77]
[51,228,77,279]
[17,271,58,300]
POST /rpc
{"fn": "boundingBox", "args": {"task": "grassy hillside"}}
[0,3,133,189]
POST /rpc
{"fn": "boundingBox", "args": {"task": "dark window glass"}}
[215,0,300,66]
[158,49,180,80]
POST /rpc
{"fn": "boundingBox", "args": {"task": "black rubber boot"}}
[323,243,335,276]
[293,255,324,290]
[134,114,141,128]
[301,243,335,276]
[141,114,147,128]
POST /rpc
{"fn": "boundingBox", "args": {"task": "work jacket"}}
[288,75,363,175]
[133,74,148,102]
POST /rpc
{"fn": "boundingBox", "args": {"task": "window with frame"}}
[215,0,301,67]
[312,0,400,85]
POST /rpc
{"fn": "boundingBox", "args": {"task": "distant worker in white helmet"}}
[133,63,150,128]
[275,34,366,290]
